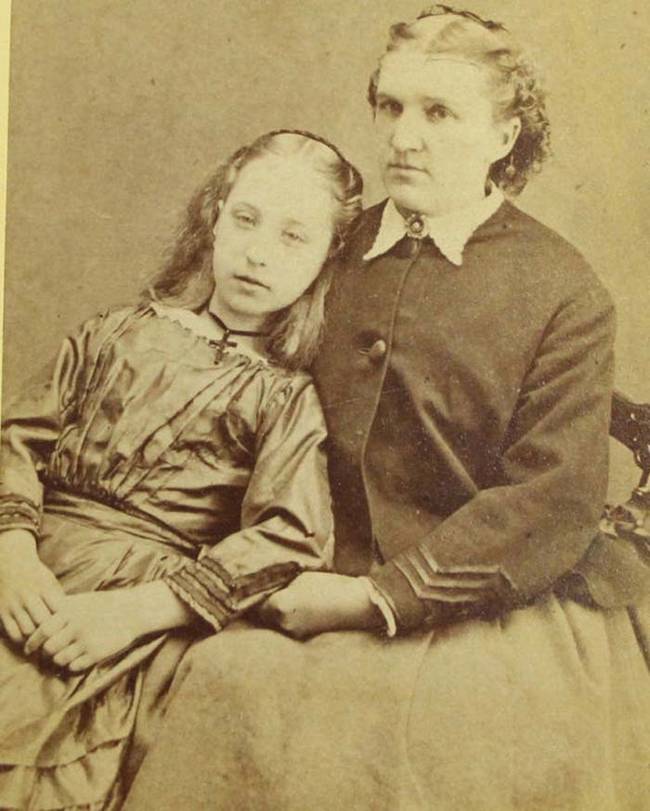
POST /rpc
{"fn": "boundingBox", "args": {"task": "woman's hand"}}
[254,572,382,639]
[0,529,65,645]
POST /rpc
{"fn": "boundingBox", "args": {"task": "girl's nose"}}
[390,112,424,153]
[245,243,267,267]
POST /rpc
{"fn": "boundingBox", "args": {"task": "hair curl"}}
[367,4,551,195]
[145,130,363,370]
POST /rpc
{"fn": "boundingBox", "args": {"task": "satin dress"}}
[0,302,332,810]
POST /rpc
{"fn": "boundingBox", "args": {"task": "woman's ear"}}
[495,117,522,161]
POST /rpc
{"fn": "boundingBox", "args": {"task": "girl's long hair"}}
[145,130,363,370]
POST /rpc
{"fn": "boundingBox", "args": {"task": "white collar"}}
[363,185,504,266]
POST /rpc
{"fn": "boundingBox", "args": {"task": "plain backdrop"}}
[3,0,649,501]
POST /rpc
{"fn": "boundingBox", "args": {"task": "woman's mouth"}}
[388,162,426,174]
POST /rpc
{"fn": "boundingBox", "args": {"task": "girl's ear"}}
[212,200,224,237]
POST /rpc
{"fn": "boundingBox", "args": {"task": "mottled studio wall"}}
[3,0,649,500]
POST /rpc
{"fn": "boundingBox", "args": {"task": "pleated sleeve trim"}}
[165,558,301,631]
[0,495,41,536]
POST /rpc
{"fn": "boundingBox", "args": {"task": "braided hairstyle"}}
[367,5,551,195]
[146,130,363,370]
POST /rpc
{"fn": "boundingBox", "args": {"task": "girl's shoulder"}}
[258,366,323,435]
[63,303,146,347]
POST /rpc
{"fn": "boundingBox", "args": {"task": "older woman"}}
[124,7,650,811]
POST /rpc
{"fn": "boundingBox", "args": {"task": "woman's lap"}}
[124,595,650,811]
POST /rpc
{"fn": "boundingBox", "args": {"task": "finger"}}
[12,607,36,637]
[24,613,68,655]
[53,642,85,668]
[68,653,93,673]
[42,625,77,657]
[24,594,53,628]
[1,614,25,645]
[41,581,66,613]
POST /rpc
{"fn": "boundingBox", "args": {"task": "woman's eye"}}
[426,105,451,121]
[283,230,306,245]
[377,99,402,117]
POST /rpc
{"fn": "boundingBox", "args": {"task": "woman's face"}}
[374,51,519,217]
[210,154,336,329]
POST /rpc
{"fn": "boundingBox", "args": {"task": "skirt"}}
[0,492,202,811]
[123,593,650,811]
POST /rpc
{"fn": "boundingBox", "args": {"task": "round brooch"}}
[406,213,427,240]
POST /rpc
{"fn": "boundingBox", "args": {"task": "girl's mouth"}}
[234,275,270,290]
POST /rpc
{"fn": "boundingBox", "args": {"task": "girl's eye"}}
[233,211,256,227]
[426,105,451,121]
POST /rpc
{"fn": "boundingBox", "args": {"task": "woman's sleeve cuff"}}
[359,576,398,636]
[369,562,430,632]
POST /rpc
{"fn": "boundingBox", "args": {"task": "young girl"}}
[0,129,362,810]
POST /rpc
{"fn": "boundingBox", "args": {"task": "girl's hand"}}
[24,590,142,672]
[24,581,195,672]
[255,572,382,639]
[0,529,65,645]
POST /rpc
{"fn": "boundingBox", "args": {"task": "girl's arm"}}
[0,529,64,644]
[0,327,89,642]
[25,374,334,669]
[162,375,334,631]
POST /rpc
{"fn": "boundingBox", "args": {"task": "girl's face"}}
[374,51,519,217]
[210,154,336,330]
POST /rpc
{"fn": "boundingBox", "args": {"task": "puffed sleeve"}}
[164,375,333,630]
[370,281,616,631]
[0,326,88,538]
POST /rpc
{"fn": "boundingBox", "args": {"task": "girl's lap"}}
[37,509,189,592]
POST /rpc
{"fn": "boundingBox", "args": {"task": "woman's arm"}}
[368,281,616,632]
[260,279,617,638]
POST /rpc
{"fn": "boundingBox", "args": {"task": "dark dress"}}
[123,202,650,811]
[0,302,332,810]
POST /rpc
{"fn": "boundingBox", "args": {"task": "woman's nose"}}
[390,112,424,153]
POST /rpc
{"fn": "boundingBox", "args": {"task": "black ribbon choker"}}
[208,311,268,363]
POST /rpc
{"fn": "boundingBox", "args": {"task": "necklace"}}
[208,311,268,363]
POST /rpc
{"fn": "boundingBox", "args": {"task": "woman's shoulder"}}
[479,201,612,301]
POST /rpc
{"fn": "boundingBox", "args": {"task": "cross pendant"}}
[212,332,238,363]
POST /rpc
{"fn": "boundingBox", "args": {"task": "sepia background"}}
[3,0,649,501]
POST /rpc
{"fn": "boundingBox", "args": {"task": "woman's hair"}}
[146,130,363,370]
[367,5,551,195]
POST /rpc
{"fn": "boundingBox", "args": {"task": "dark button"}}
[368,339,387,363]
